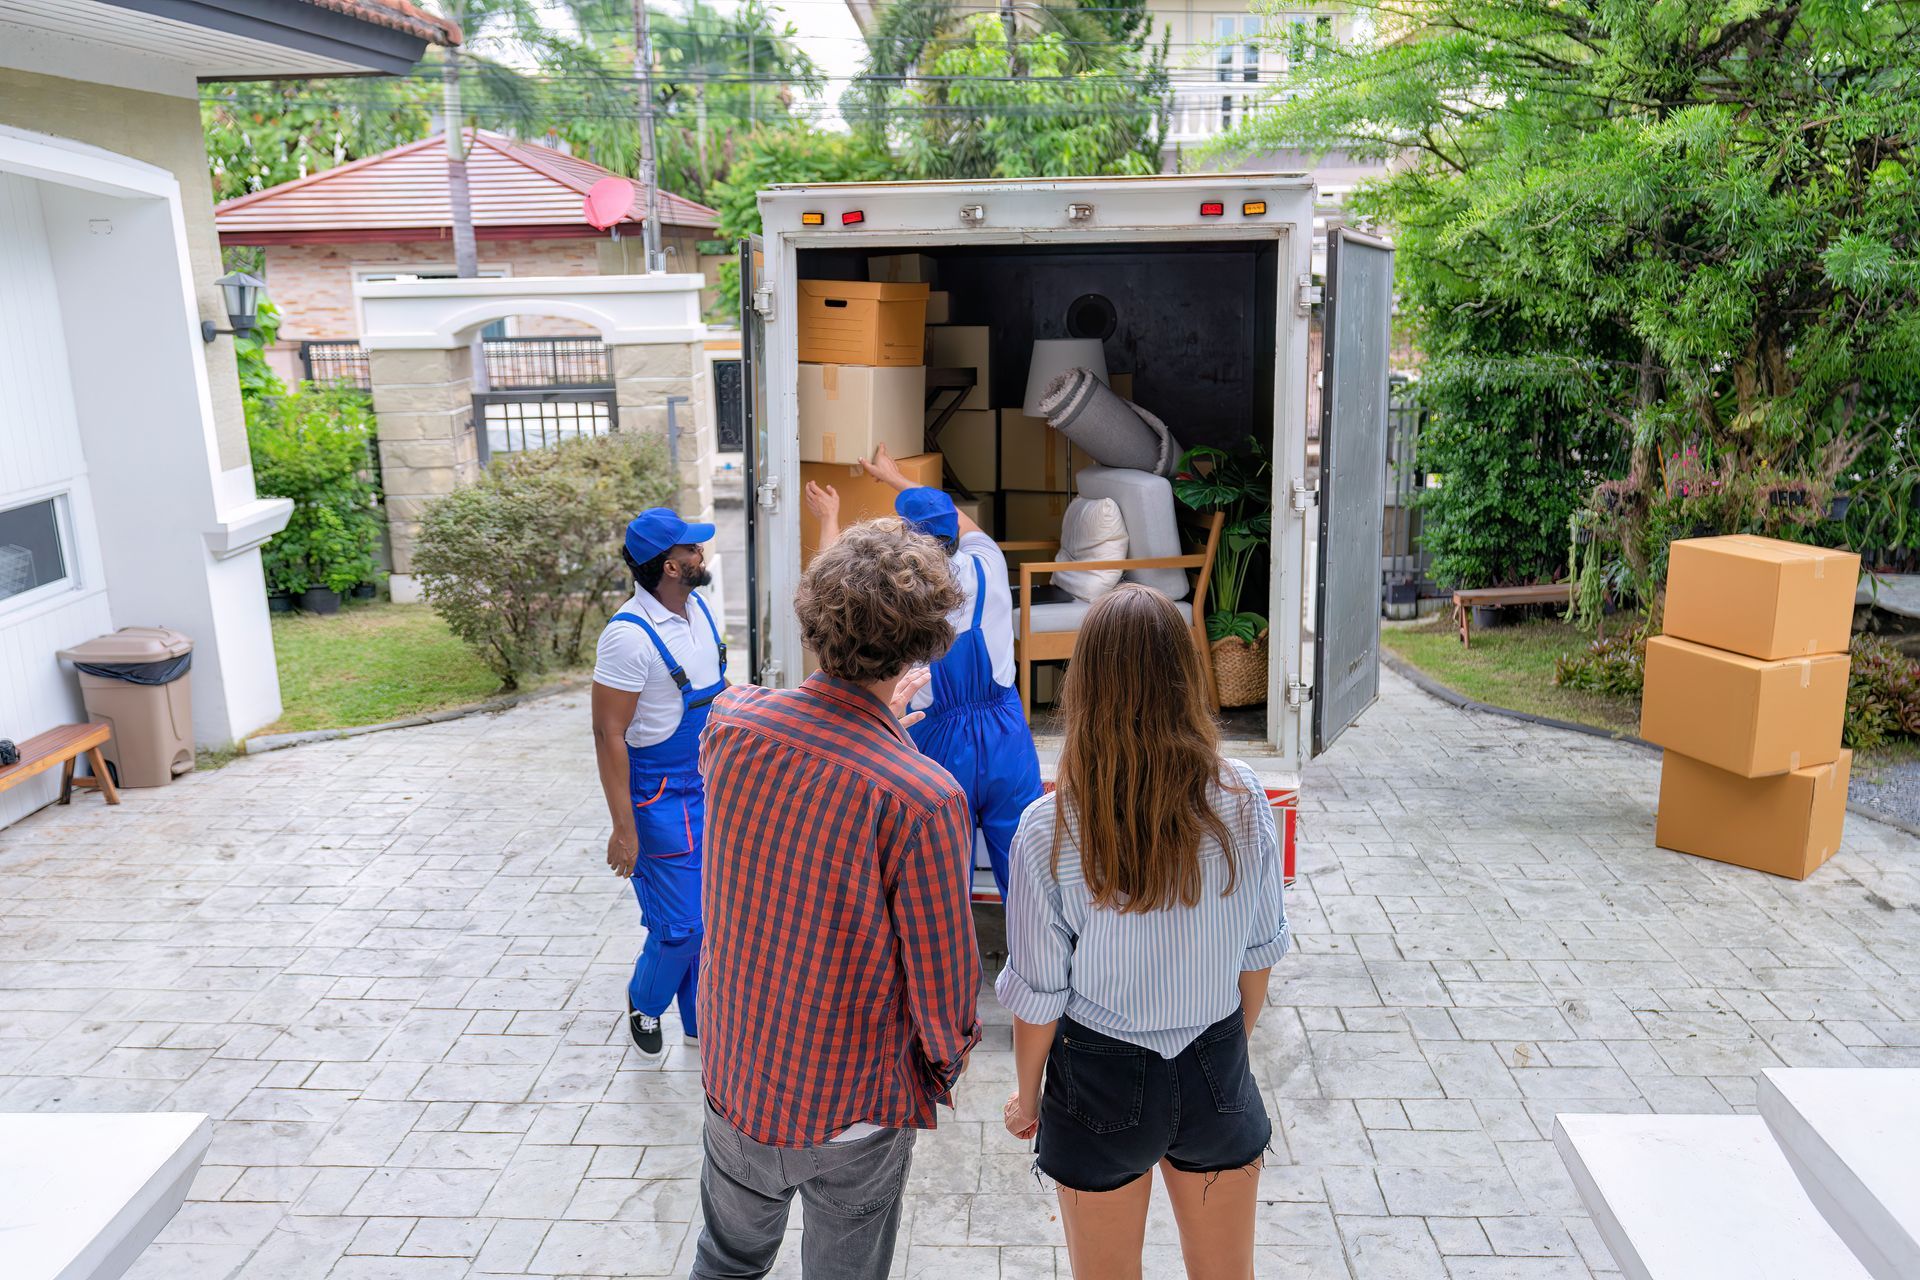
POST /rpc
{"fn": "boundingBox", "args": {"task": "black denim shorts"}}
[1035,1011,1271,1193]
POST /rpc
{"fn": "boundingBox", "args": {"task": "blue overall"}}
[908,555,1043,900]
[615,595,726,1035]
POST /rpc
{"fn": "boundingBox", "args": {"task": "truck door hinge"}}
[1290,478,1319,513]
[752,286,775,319]
[1295,273,1321,317]
[1286,676,1314,708]
[756,477,779,511]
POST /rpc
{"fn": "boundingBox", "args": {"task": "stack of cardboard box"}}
[796,273,937,566]
[1641,535,1860,879]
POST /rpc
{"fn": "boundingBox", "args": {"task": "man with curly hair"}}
[691,518,981,1280]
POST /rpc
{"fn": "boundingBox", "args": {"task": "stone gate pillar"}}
[366,346,480,604]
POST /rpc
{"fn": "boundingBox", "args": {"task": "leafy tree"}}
[1225,0,1920,602]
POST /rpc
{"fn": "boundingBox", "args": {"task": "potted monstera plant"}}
[1175,439,1273,707]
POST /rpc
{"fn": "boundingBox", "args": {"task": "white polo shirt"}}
[910,531,1016,711]
[592,586,726,748]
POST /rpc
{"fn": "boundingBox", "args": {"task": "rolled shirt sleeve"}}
[1239,767,1291,970]
[995,806,1075,1024]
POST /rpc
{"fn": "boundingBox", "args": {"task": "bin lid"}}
[56,626,193,663]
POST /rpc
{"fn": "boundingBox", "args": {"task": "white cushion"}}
[1029,597,1193,634]
[1074,465,1190,601]
[1052,497,1128,603]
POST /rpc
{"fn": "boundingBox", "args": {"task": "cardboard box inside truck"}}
[1657,749,1851,879]
[1663,535,1859,659]
[798,363,926,465]
[796,280,929,366]
[1639,636,1849,777]
[800,452,945,566]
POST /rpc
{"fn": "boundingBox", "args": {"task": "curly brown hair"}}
[796,517,963,685]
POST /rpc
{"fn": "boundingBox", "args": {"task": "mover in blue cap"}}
[590,507,724,1055]
[804,447,1042,900]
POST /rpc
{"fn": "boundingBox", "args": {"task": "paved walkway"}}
[2,669,1917,1279]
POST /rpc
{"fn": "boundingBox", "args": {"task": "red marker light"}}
[842,210,865,226]
[1200,202,1225,217]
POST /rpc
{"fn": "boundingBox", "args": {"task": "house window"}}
[0,497,69,605]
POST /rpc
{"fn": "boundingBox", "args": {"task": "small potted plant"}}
[1174,439,1273,707]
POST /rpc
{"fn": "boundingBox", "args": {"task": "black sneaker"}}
[627,997,663,1054]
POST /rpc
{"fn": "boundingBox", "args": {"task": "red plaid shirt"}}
[697,674,981,1147]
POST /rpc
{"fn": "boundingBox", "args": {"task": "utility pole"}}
[631,0,665,273]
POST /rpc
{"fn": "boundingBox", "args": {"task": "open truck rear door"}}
[739,236,778,686]
[1312,227,1395,756]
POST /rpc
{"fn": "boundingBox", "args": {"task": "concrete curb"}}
[1381,651,1920,839]
[241,678,589,756]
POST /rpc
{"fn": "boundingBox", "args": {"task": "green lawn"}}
[1381,614,1644,737]
[264,602,522,735]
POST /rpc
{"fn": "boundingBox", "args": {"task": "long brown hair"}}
[1053,585,1242,912]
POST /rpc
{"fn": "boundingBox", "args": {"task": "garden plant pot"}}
[298,587,342,615]
[1211,633,1269,708]
[267,593,294,614]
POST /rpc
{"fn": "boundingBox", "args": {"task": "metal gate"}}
[472,338,616,459]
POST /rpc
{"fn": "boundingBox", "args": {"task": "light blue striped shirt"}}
[995,759,1290,1057]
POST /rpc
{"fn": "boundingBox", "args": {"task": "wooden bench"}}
[0,723,121,806]
[1451,583,1572,647]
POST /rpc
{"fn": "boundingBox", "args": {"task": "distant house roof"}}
[216,130,719,246]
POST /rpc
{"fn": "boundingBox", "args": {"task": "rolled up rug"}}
[1036,367,1180,477]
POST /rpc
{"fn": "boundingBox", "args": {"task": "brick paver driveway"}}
[2,668,1916,1278]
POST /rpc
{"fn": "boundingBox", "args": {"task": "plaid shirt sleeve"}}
[882,787,982,1101]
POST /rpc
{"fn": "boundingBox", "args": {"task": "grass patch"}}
[1382,614,1643,737]
[263,602,528,735]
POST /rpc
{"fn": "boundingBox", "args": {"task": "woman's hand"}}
[803,481,840,522]
[888,666,932,729]
[860,444,912,492]
[1003,1092,1039,1141]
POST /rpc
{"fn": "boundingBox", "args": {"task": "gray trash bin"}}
[56,627,195,787]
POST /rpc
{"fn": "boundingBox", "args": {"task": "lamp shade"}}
[1023,338,1108,415]
[216,272,266,332]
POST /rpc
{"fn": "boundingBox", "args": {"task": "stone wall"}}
[366,347,480,601]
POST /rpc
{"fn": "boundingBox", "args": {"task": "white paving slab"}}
[1554,1113,1873,1280]
[1,1112,210,1280]
[1759,1067,1920,1280]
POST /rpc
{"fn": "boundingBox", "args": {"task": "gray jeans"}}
[691,1105,916,1280]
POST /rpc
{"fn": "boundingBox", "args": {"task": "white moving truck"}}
[736,174,1394,885]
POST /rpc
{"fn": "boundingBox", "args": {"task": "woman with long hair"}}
[997,585,1289,1279]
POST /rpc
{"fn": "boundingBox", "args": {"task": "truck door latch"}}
[1290,478,1319,513]
[1286,676,1314,707]
[1295,273,1321,317]
[756,478,779,511]
[752,286,775,319]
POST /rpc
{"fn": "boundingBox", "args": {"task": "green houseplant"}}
[1174,438,1273,707]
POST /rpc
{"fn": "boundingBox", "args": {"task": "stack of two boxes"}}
[796,270,938,567]
[1641,536,1861,880]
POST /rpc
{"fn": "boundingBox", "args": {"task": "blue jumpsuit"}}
[908,554,1043,900]
[614,595,726,1034]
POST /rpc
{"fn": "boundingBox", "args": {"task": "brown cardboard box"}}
[1002,491,1072,543]
[867,253,937,284]
[1656,749,1851,879]
[925,292,952,325]
[951,492,993,534]
[798,364,926,464]
[999,410,1086,493]
[1640,635,1849,777]
[928,326,991,411]
[801,452,945,566]
[798,280,929,366]
[1664,535,1859,659]
[933,410,996,492]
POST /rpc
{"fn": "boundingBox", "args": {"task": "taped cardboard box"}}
[801,452,944,566]
[928,326,991,411]
[798,363,926,464]
[867,254,937,284]
[1002,491,1072,543]
[1639,635,1849,777]
[798,280,929,366]
[934,409,996,492]
[999,410,1086,494]
[1664,535,1859,659]
[1656,749,1851,880]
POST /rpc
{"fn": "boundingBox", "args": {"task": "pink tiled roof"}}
[215,130,719,242]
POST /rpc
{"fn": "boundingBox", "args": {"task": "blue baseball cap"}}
[624,507,715,563]
[895,487,960,546]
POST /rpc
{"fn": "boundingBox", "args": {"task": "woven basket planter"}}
[1210,633,1269,707]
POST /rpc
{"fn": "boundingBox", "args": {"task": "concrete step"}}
[1554,1113,1874,1280]
[1760,1068,1920,1280]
